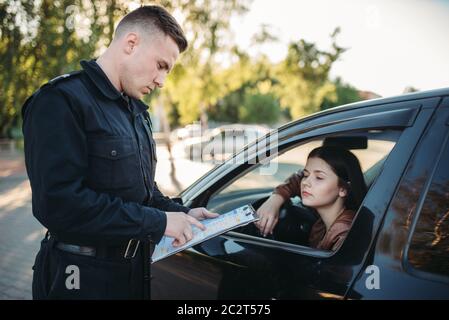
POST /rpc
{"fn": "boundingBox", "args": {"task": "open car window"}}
[207,129,402,250]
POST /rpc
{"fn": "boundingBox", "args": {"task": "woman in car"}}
[255,146,367,251]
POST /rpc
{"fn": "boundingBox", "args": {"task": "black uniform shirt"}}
[22,59,190,245]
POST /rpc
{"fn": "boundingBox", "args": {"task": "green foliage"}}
[0,0,128,138]
[0,0,353,136]
[321,77,362,110]
[239,92,280,124]
[209,89,242,123]
[158,0,252,126]
[208,54,279,124]
[274,27,346,119]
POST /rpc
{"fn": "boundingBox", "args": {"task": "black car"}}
[152,88,449,299]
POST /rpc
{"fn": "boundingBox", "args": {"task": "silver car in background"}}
[183,124,270,162]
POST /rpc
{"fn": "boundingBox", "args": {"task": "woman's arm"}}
[273,172,303,200]
[255,172,303,236]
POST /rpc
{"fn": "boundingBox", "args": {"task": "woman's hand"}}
[255,194,285,237]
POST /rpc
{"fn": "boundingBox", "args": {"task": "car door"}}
[347,97,449,299]
[151,96,441,299]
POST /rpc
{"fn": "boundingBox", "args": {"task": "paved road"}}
[0,143,213,300]
[0,149,40,299]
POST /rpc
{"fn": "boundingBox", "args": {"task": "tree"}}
[403,86,419,93]
[1,0,352,137]
[0,0,128,138]
[239,92,280,125]
[155,0,252,127]
[321,77,361,110]
[275,27,346,119]
[208,53,279,124]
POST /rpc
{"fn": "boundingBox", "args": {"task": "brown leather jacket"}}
[308,210,355,251]
[273,173,355,251]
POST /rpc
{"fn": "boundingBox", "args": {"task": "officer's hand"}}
[165,212,205,247]
[187,207,219,221]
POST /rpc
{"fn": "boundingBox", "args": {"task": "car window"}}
[407,139,449,278]
[218,130,398,195]
[196,126,269,162]
[207,129,401,249]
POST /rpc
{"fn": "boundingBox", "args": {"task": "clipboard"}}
[151,204,259,263]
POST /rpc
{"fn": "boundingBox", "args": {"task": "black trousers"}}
[32,236,146,300]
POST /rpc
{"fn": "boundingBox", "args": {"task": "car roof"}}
[279,87,449,132]
[180,87,449,199]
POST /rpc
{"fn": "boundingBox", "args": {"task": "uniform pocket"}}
[87,137,139,189]
[32,237,51,299]
[47,249,132,299]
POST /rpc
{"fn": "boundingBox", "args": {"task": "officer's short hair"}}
[115,5,188,53]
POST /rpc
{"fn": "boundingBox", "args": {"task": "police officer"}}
[22,5,218,299]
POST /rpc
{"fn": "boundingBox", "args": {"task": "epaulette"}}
[22,70,83,117]
[47,70,83,85]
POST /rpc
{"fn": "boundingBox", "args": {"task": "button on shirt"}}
[22,59,190,246]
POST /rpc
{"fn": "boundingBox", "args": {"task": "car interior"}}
[206,129,402,249]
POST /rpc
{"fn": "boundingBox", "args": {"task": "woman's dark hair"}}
[307,146,367,211]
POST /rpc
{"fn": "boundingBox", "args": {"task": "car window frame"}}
[212,130,400,197]
[209,128,403,257]
[182,98,438,261]
[403,129,449,285]
[182,102,423,203]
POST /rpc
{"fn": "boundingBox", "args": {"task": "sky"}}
[229,0,449,97]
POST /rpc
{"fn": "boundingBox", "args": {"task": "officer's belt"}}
[51,236,140,259]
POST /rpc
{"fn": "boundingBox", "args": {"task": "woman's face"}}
[300,157,347,209]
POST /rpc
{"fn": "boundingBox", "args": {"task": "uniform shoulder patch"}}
[48,70,83,85]
[35,70,83,93]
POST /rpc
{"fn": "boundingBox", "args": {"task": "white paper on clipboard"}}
[151,204,258,263]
